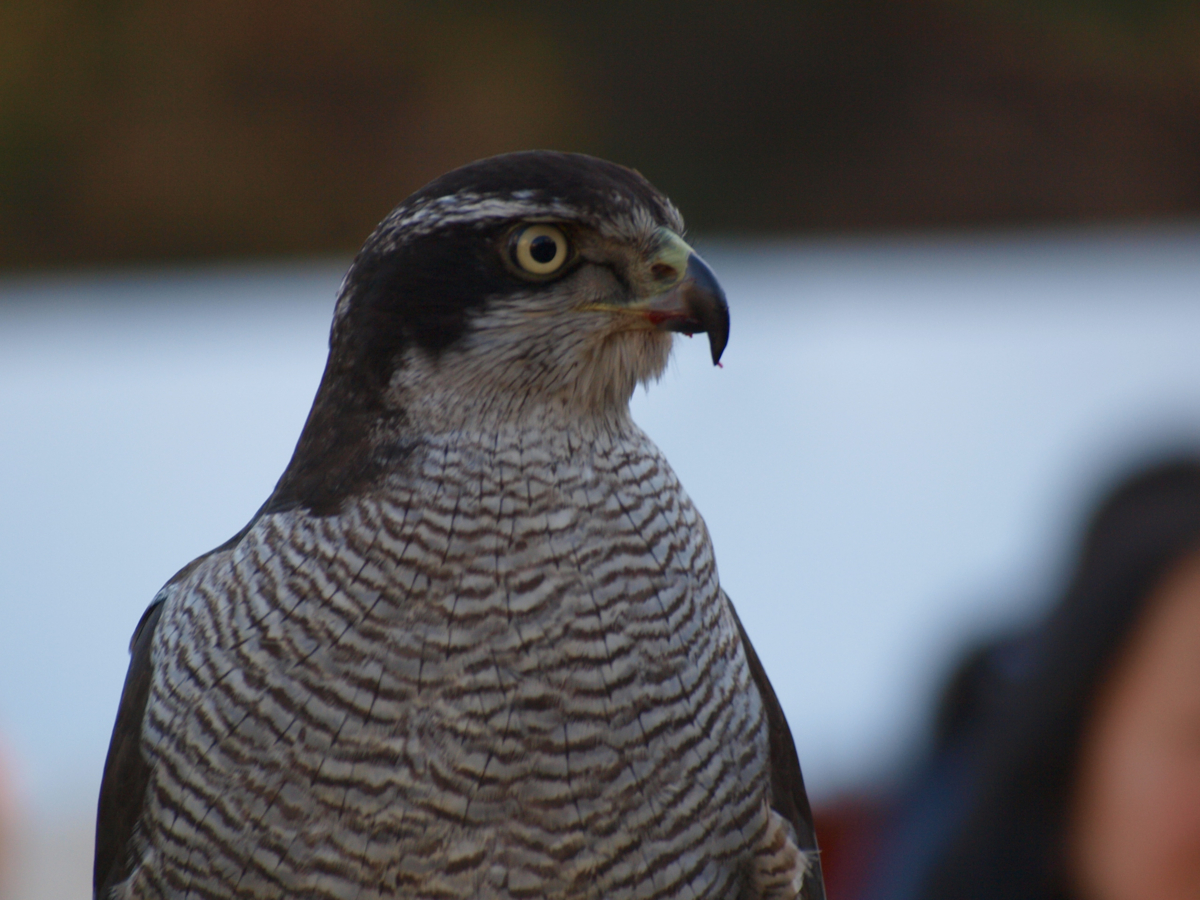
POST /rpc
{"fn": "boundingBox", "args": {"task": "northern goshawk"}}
[95,151,824,900]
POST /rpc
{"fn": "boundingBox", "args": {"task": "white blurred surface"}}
[2,229,1200,894]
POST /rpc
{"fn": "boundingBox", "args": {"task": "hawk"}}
[95,151,825,900]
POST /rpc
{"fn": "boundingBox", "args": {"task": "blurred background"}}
[3,1,1200,897]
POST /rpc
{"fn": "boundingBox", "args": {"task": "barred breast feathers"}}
[121,411,789,899]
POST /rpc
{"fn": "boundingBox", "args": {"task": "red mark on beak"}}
[644,311,675,327]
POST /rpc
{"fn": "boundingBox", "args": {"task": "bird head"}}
[267,152,728,514]
[326,151,728,426]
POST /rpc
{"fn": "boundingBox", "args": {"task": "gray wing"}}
[729,599,827,900]
[94,596,165,899]
[94,517,263,899]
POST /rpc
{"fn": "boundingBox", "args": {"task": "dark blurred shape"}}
[855,456,1200,900]
[2,0,1200,269]
[811,631,1034,900]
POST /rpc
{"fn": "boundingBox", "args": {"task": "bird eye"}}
[512,224,569,276]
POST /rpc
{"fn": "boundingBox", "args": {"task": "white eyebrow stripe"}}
[382,194,682,243]
[387,194,584,236]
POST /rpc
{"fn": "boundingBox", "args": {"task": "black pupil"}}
[529,234,559,264]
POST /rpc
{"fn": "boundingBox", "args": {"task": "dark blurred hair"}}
[876,456,1200,900]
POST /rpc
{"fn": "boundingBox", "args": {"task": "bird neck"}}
[398,381,636,443]
[384,347,640,437]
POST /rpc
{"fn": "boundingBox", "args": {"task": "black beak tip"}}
[708,304,730,365]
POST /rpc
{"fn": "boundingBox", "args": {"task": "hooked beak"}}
[638,230,729,367]
[582,229,731,365]
[641,247,730,365]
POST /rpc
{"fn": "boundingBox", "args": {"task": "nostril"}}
[651,263,677,281]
